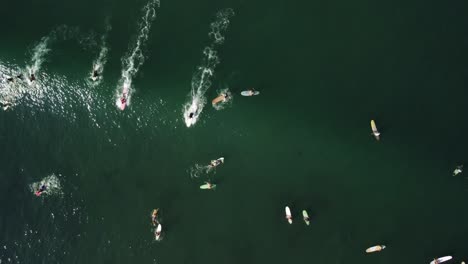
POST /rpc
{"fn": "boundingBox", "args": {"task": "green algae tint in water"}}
[1,0,468,263]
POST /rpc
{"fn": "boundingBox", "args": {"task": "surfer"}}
[246,89,255,96]
[6,76,14,83]
[206,182,215,190]
[453,165,463,176]
[208,158,223,168]
[29,73,36,82]
[151,209,159,226]
[35,184,47,196]
[121,96,127,105]
[189,112,194,119]
[92,70,99,80]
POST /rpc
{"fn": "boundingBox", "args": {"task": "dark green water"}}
[1,0,468,263]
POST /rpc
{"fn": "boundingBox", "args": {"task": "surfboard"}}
[212,94,226,105]
[118,84,130,110]
[430,256,452,264]
[370,120,380,140]
[241,90,259,96]
[155,223,162,241]
[365,245,385,253]
[118,98,126,110]
[200,183,215,190]
[285,206,292,224]
[302,210,310,225]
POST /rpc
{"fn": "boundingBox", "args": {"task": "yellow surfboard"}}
[212,94,225,105]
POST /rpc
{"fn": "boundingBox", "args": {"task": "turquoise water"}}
[1,0,468,263]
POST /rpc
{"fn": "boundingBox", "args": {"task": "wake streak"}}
[116,0,160,110]
[183,8,234,127]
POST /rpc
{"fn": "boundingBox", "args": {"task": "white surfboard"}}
[285,206,292,224]
[241,90,259,96]
[430,256,452,264]
[370,120,380,140]
[302,210,310,225]
[366,245,386,253]
[155,223,162,241]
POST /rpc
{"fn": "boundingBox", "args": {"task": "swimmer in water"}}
[151,209,159,226]
[35,184,47,196]
[6,76,14,83]
[189,112,194,118]
[29,73,36,82]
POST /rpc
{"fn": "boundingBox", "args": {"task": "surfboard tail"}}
[370,120,380,140]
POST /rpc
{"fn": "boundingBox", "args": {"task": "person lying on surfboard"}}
[206,182,215,190]
[120,95,127,105]
[91,70,99,80]
[208,158,223,168]
[29,73,36,82]
[35,184,47,196]
[244,89,256,96]
[151,209,159,226]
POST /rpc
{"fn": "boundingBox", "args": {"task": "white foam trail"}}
[189,164,210,178]
[183,8,234,127]
[116,0,160,110]
[26,36,51,80]
[90,19,112,85]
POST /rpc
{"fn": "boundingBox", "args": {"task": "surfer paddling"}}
[365,245,386,253]
[29,73,36,82]
[208,157,224,169]
[453,165,463,176]
[35,184,47,196]
[151,209,159,226]
[370,120,380,140]
[200,181,216,190]
[91,69,99,81]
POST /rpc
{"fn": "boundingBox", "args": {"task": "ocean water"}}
[1,0,468,263]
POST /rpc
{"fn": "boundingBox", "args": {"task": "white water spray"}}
[26,36,52,82]
[183,8,234,127]
[116,0,160,110]
[90,19,112,84]
[29,174,63,197]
